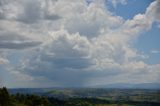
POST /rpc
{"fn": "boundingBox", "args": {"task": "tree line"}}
[0,87,91,106]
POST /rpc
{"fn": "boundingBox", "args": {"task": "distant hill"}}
[8,83,160,97]
[93,83,160,89]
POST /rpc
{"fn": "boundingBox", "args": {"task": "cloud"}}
[158,24,160,29]
[62,1,123,37]
[0,57,9,64]
[17,0,61,24]
[0,41,41,49]
[151,50,160,54]
[108,0,127,8]
[0,31,41,49]
[14,30,93,87]
[0,0,160,87]
[0,0,61,23]
[146,0,160,22]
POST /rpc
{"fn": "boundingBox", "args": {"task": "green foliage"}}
[0,87,13,106]
[0,87,50,106]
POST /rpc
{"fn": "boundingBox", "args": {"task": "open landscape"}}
[0,86,159,106]
[0,0,160,106]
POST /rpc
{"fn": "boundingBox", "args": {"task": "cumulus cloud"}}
[146,0,160,22]
[0,0,160,87]
[14,30,93,87]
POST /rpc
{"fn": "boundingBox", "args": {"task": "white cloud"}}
[151,50,160,54]
[158,24,160,29]
[108,0,127,8]
[0,0,160,87]
[0,57,9,64]
[146,0,160,23]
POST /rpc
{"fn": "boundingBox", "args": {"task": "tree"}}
[0,87,12,106]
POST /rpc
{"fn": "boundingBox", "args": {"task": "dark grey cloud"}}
[0,0,8,20]
[17,0,61,24]
[41,56,91,69]
[20,56,92,87]
[0,32,41,49]
[0,0,61,23]
[15,33,93,87]
[0,41,41,49]
[0,32,30,41]
[22,64,92,87]
[0,11,5,19]
[17,0,42,24]
[44,13,61,21]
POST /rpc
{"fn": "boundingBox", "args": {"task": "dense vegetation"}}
[1,87,160,106]
[0,87,50,106]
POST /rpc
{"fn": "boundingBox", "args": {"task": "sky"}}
[0,0,160,88]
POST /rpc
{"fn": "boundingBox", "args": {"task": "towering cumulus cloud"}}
[0,0,160,87]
